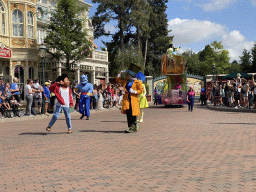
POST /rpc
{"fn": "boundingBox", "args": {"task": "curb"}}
[0,107,121,123]
[207,103,256,113]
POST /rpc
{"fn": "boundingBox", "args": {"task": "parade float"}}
[158,43,188,106]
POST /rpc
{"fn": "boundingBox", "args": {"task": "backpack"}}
[34,88,41,99]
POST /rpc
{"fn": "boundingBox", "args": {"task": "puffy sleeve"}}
[142,84,146,96]
[116,77,127,86]
[136,81,143,95]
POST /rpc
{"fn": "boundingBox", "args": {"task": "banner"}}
[0,44,11,58]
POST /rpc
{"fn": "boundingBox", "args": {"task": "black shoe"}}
[86,116,89,120]
[80,114,85,119]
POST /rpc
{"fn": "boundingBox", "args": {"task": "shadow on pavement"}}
[79,130,125,134]
[101,121,126,123]
[211,123,256,125]
[18,132,68,135]
[149,105,184,109]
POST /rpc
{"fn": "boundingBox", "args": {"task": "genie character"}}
[75,75,93,120]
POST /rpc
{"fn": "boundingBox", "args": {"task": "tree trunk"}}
[137,28,141,49]
[119,20,124,69]
[143,37,148,72]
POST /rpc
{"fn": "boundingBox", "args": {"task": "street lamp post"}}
[39,44,47,85]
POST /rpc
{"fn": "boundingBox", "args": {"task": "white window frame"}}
[37,28,45,45]
[0,1,5,35]
[12,9,23,37]
[27,11,33,38]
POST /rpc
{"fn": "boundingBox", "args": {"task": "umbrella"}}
[222,71,251,79]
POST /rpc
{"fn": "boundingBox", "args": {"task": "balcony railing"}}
[87,50,108,62]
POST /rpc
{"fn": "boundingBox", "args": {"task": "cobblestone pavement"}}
[2,103,256,191]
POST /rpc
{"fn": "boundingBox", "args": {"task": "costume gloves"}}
[129,88,137,94]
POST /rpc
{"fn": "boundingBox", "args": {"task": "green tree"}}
[130,0,152,70]
[92,0,133,51]
[251,43,256,72]
[198,41,230,75]
[230,60,240,73]
[199,45,214,62]
[240,49,252,73]
[93,0,170,77]
[114,43,144,72]
[145,0,172,76]
[44,0,91,70]
[181,50,200,75]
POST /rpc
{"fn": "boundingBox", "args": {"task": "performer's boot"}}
[80,114,85,119]
[125,124,136,133]
[135,123,140,131]
[86,116,89,120]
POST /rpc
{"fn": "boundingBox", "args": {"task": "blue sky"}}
[85,0,256,62]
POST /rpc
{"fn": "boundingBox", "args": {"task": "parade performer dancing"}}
[46,74,74,134]
[75,75,93,120]
[116,63,143,133]
[136,72,149,123]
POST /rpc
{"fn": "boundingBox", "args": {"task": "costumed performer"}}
[75,75,93,120]
[116,63,143,133]
[167,41,180,57]
[136,72,149,123]
[46,74,74,134]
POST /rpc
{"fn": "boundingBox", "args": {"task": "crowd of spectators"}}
[72,82,125,112]
[0,77,125,119]
[207,74,256,109]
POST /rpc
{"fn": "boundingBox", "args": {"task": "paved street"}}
[1,103,256,191]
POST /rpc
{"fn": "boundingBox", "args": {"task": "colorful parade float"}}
[158,42,188,106]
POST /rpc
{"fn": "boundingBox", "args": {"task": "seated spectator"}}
[0,79,6,96]
[5,83,12,102]
[0,92,11,110]
[10,95,21,114]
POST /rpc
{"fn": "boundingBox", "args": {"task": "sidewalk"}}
[0,107,121,123]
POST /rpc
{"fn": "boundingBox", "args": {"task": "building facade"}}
[0,0,109,99]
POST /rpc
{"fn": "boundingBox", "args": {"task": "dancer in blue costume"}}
[75,75,93,120]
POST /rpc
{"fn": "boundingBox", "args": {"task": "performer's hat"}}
[126,62,141,77]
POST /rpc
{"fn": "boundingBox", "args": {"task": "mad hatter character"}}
[116,63,144,133]
[75,75,93,120]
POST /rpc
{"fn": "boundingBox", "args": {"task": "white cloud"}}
[104,24,116,34]
[173,0,193,2]
[168,18,227,44]
[168,18,255,61]
[196,0,236,11]
[221,30,254,61]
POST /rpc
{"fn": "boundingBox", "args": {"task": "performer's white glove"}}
[117,70,126,78]
[129,88,137,94]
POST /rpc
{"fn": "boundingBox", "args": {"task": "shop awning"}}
[222,71,251,79]
[0,43,11,58]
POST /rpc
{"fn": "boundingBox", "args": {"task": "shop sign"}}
[0,43,11,58]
